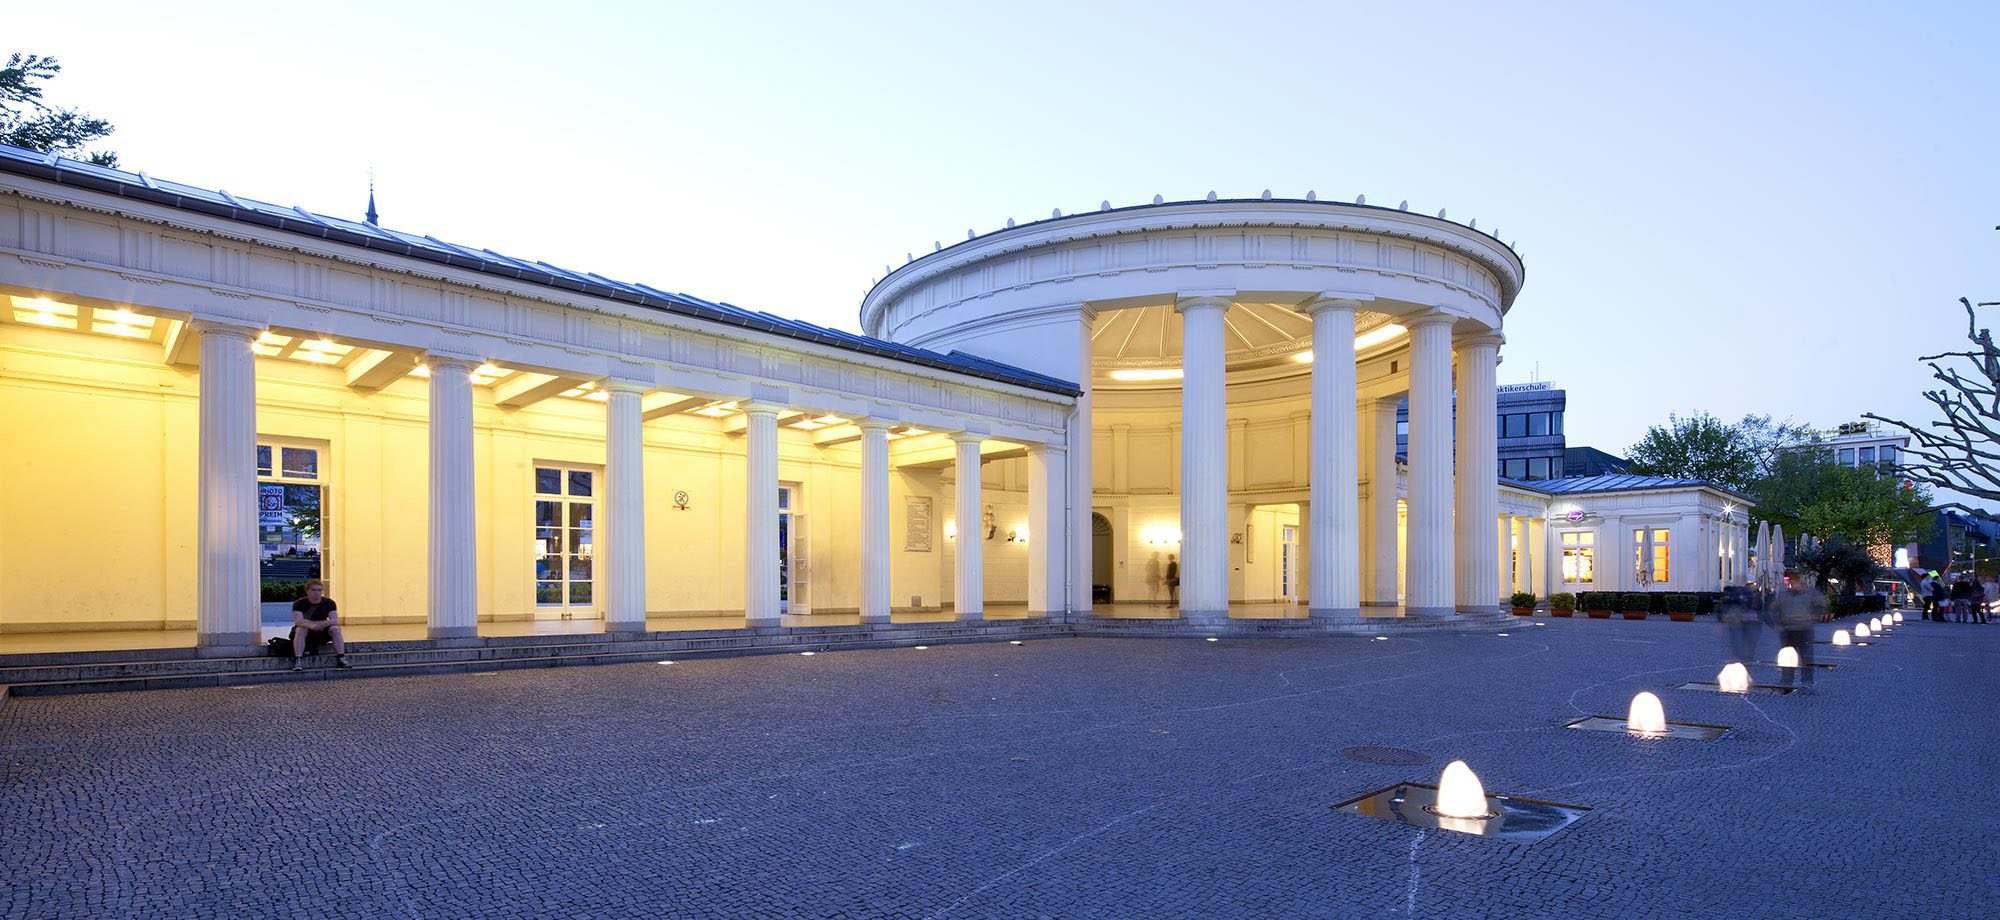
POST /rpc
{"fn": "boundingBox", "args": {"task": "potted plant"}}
[1666,593,1698,622]
[1621,592,1652,620]
[1585,591,1613,618]
[1549,592,1576,617]
[1510,592,1536,616]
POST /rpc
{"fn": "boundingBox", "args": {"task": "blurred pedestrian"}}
[1719,584,1760,663]
[1950,576,1974,624]
[1775,569,1821,689]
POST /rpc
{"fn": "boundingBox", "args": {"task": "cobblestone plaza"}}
[3,618,1993,919]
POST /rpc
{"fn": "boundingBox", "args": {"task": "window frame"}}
[532,462,600,616]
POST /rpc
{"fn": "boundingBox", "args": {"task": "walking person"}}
[1774,570,1821,689]
[1931,573,1951,623]
[290,580,353,671]
[1950,576,1974,624]
[1974,578,1990,625]
[1917,571,1935,620]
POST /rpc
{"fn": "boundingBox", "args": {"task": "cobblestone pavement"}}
[4,616,1995,919]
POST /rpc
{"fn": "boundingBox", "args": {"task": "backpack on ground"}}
[267,636,294,658]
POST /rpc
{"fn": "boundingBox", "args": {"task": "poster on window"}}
[259,483,286,526]
[904,496,932,552]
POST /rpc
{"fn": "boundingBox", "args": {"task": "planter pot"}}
[1668,612,1695,622]
[1623,611,1648,620]
[1551,609,1574,617]
[1587,610,1612,619]
[1512,607,1534,616]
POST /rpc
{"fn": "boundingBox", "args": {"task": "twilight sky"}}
[13,1,1997,462]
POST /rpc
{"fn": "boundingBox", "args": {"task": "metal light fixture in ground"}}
[1565,691,1730,740]
[1334,758,1592,843]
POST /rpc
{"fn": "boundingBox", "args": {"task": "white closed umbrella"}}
[1756,521,1772,586]
[1771,524,1786,582]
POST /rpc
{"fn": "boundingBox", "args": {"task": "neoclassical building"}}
[0,145,1751,645]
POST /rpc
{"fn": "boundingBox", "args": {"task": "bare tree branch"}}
[1866,296,2000,504]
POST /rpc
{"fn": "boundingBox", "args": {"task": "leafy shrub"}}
[1510,592,1536,608]
[1549,592,1576,611]
[1619,593,1652,613]
[260,579,309,602]
[1666,594,1698,613]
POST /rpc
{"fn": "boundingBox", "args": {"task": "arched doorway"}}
[1092,513,1114,604]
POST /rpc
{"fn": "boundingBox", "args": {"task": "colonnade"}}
[1173,295,1502,622]
[188,322,1072,645]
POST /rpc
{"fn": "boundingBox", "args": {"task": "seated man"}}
[290,580,353,671]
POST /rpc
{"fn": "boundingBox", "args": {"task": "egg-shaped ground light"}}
[1894,611,1905,624]
[1717,662,1751,693]
[1627,691,1668,735]
[1776,646,1800,668]
[1856,622,1872,638]
[1430,760,1497,821]
[1832,629,1852,646]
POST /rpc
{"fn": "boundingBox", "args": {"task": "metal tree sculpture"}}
[1866,297,2000,505]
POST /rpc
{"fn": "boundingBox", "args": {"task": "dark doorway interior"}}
[1092,513,1114,604]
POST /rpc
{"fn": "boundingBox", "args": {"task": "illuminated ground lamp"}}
[1776,647,1799,668]
[1677,660,1797,694]
[1894,611,1905,624]
[1870,617,1885,632]
[1334,759,1592,842]
[1855,623,1872,638]
[1566,690,1731,740]
[1832,630,1851,646]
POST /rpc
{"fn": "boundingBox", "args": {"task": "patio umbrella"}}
[1771,524,1786,582]
[1756,521,1771,586]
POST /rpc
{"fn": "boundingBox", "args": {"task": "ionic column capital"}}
[424,354,483,373]
[950,431,987,445]
[1401,311,1458,330]
[742,400,786,417]
[1026,442,1067,458]
[1300,295,1367,316]
[600,379,652,396]
[1454,332,1506,351]
[188,319,263,341]
[1174,292,1234,315]
[855,418,897,432]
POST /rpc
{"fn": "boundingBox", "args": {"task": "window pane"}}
[1580,531,1594,546]
[257,445,273,476]
[536,553,563,580]
[1529,413,1550,436]
[536,501,561,528]
[1528,457,1550,480]
[1504,459,1527,479]
[1838,448,1855,465]
[1396,421,1408,437]
[569,502,593,531]
[568,553,592,580]
[536,468,562,494]
[1879,446,1897,465]
[568,581,593,604]
[778,487,790,510]
[1505,415,1527,438]
[1859,447,1875,464]
[281,447,318,479]
[535,582,563,604]
[1552,412,1564,436]
[567,470,593,497]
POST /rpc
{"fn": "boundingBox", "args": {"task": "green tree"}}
[1625,412,1758,490]
[0,53,117,166]
[1793,537,1878,596]
[1752,450,1932,549]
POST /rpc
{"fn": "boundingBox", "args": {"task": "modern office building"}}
[0,144,1754,646]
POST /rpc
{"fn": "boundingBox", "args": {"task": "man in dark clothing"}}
[291,580,352,671]
[1950,577,1974,623]
[1165,554,1180,608]
[1775,570,1820,688]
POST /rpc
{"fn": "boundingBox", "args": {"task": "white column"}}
[1455,333,1502,612]
[1069,311,1095,616]
[858,420,893,625]
[1304,297,1361,618]
[953,433,985,620]
[1027,444,1068,618]
[1177,294,1231,622]
[195,321,261,646]
[743,402,782,628]
[603,382,647,632]
[1405,314,1457,616]
[1365,397,1401,606]
[427,357,479,639]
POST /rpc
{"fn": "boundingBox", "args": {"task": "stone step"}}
[0,622,1075,696]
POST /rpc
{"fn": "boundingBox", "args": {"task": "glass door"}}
[258,440,330,629]
[1280,525,1298,601]
[534,466,597,619]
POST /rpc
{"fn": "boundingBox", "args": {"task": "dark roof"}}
[1504,473,1753,502]
[0,144,1080,398]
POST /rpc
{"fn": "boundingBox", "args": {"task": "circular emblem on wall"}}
[673,490,690,510]
[1566,509,1586,523]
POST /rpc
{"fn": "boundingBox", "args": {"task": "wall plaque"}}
[905,496,933,552]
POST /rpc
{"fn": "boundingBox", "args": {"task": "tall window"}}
[1561,531,1595,584]
[1527,457,1551,480]
[534,466,596,615]
[1528,412,1551,436]
[258,440,329,588]
[1633,528,1670,584]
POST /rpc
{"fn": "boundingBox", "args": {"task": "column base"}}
[859,614,892,627]
[745,616,780,630]
[428,625,478,639]
[197,630,262,647]
[1405,606,1459,619]
[1179,609,1230,625]
[1308,607,1364,621]
[1026,608,1061,621]
[1361,600,1400,607]
[956,611,985,622]
[604,620,647,634]
[1458,605,1504,617]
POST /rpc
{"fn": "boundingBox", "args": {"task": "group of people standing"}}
[1917,571,1991,624]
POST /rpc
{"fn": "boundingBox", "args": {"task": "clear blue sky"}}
[13,1,1997,463]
